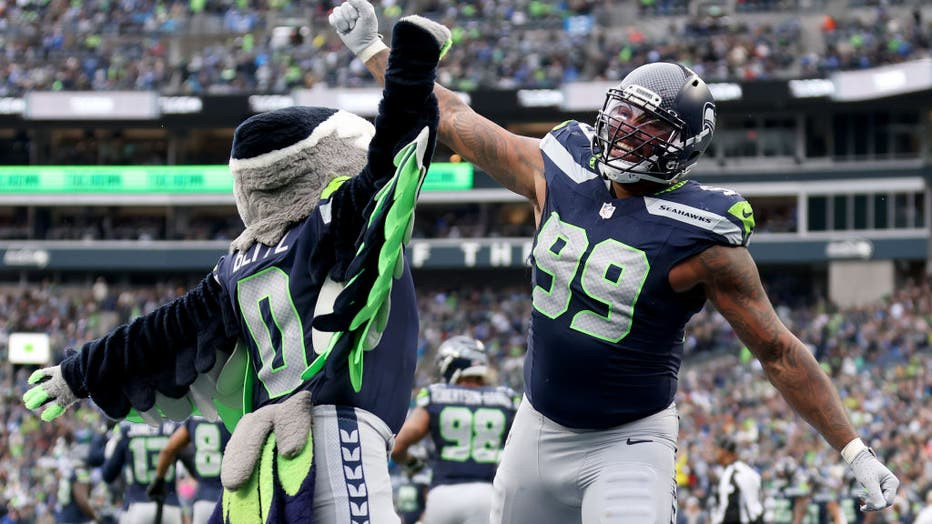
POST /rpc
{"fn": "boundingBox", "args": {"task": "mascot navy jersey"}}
[526,120,755,430]
[213,197,419,433]
[185,418,230,503]
[418,383,518,486]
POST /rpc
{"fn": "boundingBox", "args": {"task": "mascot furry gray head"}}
[229,106,375,252]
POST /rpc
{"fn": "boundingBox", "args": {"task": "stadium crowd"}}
[0,0,927,95]
[0,273,928,522]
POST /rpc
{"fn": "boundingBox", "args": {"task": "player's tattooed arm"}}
[696,245,858,451]
[363,49,546,209]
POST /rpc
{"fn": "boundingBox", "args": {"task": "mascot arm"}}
[305,19,446,391]
[59,273,239,419]
[327,19,440,266]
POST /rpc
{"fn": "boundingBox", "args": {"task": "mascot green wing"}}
[304,126,431,392]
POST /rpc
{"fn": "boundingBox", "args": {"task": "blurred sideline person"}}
[331,3,900,523]
[392,336,518,524]
[23,17,450,524]
[102,421,183,524]
[57,433,100,524]
[149,418,231,524]
[710,437,762,524]
[915,491,932,524]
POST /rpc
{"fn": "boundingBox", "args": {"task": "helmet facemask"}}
[592,86,689,185]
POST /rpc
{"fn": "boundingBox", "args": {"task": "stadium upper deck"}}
[0,0,927,95]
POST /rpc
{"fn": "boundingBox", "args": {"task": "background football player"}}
[391,336,519,524]
[149,417,230,524]
[101,421,183,524]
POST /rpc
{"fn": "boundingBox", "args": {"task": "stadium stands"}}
[0,0,927,94]
[1,277,929,522]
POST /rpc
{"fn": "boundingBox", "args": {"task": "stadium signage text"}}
[24,91,159,120]
[409,240,534,268]
[0,97,25,115]
[0,164,474,194]
[159,96,204,114]
[2,248,50,268]
[248,95,295,113]
[788,79,835,98]
[0,236,923,271]
[825,239,873,259]
[517,89,564,108]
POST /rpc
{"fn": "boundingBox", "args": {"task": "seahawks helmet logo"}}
[702,102,716,136]
[684,102,716,146]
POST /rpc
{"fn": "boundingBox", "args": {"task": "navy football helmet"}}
[592,62,716,185]
[436,336,488,384]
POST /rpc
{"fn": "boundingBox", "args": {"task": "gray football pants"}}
[311,405,399,524]
[119,502,183,524]
[422,482,494,524]
[491,397,678,524]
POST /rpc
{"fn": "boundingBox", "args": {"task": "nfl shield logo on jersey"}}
[599,202,616,219]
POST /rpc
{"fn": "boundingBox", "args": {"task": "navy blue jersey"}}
[418,384,519,486]
[394,479,427,524]
[213,186,419,433]
[526,121,755,430]
[184,418,230,503]
[57,466,92,523]
[102,422,179,507]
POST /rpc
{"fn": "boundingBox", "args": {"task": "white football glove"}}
[23,365,80,421]
[329,0,387,62]
[849,448,899,511]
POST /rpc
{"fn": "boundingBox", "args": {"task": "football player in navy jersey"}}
[24,17,451,524]
[149,417,231,524]
[102,421,184,524]
[330,3,900,522]
[57,434,100,524]
[391,336,519,524]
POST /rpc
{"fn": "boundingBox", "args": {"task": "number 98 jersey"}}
[418,384,519,487]
[184,418,230,503]
[527,120,755,430]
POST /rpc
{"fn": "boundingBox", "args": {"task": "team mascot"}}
[24,14,453,524]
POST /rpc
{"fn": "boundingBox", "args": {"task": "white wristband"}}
[358,38,388,63]
[841,437,869,464]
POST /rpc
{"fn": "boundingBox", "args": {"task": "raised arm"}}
[363,49,544,205]
[694,246,855,449]
[329,0,546,209]
[676,244,898,510]
[23,273,238,421]
[390,406,430,464]
[325,14,447,276]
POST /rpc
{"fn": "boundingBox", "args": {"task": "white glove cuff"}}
[841,437,869,464]
[358,38,388,63]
